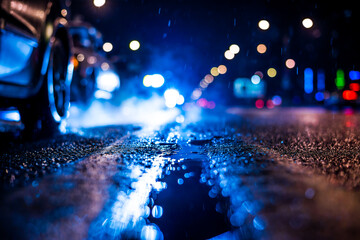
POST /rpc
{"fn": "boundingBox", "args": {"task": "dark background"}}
[70,0,360,105]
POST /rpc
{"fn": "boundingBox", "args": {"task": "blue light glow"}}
[317,69,325,91]
[253,216,266,231]
[272,95,282,106]
[94,90,112,100]
[304,68,313,94]
[315,92,324,101]
[0,110,21,122]
[349,70,360,81]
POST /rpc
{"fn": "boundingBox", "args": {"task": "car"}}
[69,19,120,105]
[0,0,74,136]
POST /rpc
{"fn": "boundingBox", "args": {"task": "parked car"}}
[69,20,120,105]
[0,0,74,136]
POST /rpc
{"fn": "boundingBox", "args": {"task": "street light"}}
[103,42,113,52]
[229,44,240,54]
[93,0,106,8]
[129,40,140,51]
[302,18,313,28]
[258,20,270,30]
[224,50,235,60]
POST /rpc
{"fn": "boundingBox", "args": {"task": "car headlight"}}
[96,71,120,92]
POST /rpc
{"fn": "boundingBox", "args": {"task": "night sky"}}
[70,0,359,104]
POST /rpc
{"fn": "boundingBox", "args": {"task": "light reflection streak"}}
[110,157,165,237]
[201,149,267,239]
[89,156,167,239]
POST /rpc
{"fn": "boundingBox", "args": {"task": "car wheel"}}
[19,37,71,138]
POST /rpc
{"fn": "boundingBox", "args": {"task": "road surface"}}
[0,108,360,239]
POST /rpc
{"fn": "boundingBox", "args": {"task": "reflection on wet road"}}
[1,109,360,239]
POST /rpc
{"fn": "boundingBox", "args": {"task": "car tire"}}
[19,37,71,138]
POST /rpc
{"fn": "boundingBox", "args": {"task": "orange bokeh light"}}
[257,44,267,54]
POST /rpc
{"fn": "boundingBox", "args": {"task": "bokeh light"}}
[164,89,180,108]
[102,42,113,52]
[258,20,270,30]
[207,101,216,109]
[200,80,208,88]
[129,40,140,51]
[335,69,345,90]
[302,18,313,28]
[204,74,214,84]
[143,74,165,88]
[197,98,208,108]
[76,53,85,62]
[304,68,314,93]
[251,75,261,84]
[93,0,106,7]
[191,88,202,100]
[267,68,277,78]
[350,83,360,91]
[224,50,235,60]
[101,62,110,71]
[151,74,165,88]
[143,75,152,87]
[315,92,324,101]
[229,44,240,54]
[217,65,227,74]
[272,95,282,105]
[210,67,220,76]
[255,99,264,109]
[254,71,264,79]
[343,90,358,101]
[257,44,267,54]
[349,70,360,80]
[285,59,296,69]
[317,69,325,91]
[266,100,275,109]
[61,9,68,17]
[176,95,185,105]
[87,56,97,65]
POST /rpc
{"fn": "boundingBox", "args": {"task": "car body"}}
[0,0,73,136]
[69,20,120,105]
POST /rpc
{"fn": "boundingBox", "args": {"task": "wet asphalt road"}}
[1,108,360,239]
